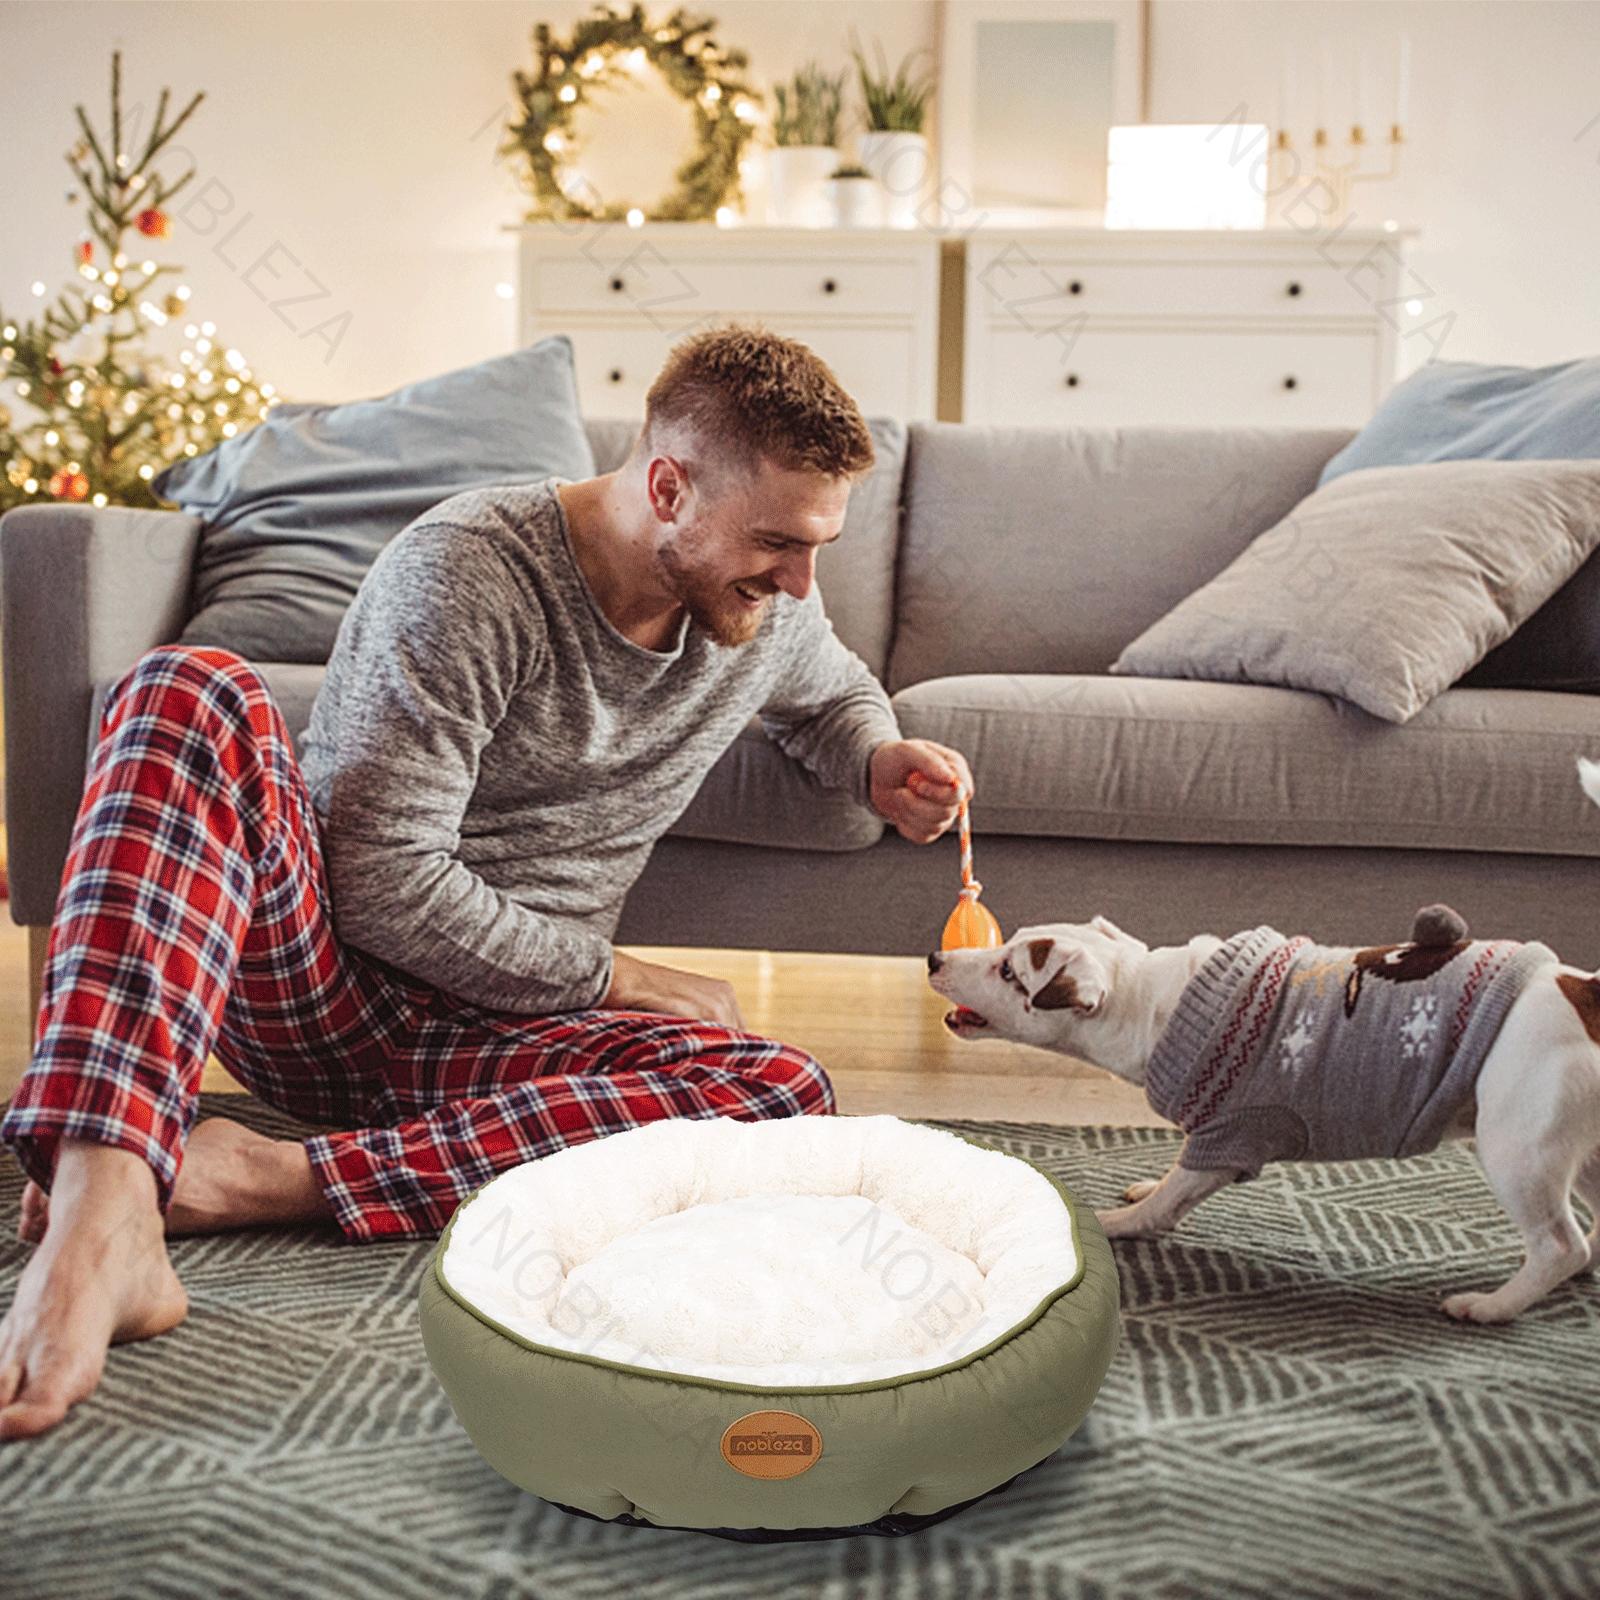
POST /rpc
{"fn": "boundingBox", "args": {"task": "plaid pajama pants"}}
[0,645,835,1242]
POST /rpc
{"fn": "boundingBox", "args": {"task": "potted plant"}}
[850,32,934,228]
[768,61,846,227]
[826,162,884,228]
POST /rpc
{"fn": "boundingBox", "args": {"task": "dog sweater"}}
[1142,918,1557,1177]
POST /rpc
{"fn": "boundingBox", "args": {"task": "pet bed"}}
[418,1113,1118,1541]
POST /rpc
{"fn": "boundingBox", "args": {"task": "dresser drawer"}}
[565,320,927,421]
[971,250,1387,325]
[971,327,1379,428]
[537,253,919,323]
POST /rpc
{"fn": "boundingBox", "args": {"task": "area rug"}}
[1,1096,1597,1600]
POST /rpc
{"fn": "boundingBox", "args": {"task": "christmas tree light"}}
[0,51,277,514]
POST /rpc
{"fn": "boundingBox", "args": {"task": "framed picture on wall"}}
[937,0,1148,224]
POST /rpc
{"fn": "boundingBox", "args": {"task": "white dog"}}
[927,760,1600,1323]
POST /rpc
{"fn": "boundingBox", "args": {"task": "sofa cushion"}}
[1318,356,1600,486]
[1112,459,1600,724]
[891,673,1600,857]
[156,336,596,666]
[1462,544,1600,694]
[88,670,881,855]
[887,423,1353,692]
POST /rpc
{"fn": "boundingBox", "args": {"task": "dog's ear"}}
[1029,944,1108,1015]
[1090,914,1131,942]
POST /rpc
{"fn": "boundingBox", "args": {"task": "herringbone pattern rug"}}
[2,1095,1597,1600]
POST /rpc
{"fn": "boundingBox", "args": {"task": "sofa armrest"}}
[2,503,200,924]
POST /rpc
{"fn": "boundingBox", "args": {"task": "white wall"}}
[2,0,1596,404]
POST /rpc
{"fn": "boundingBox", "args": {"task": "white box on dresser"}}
[962,227,1418,428]
[514,222,943,421]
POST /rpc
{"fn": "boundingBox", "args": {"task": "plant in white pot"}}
[826,162,884,228]
[768,62,845,228]
[851,33,934,228]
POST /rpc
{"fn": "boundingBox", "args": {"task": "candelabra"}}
[1270,121,1405,226]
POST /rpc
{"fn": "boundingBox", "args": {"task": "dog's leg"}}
[1441,1117,1591,1324]
[1572,1148,1600,1271]
[1096,1162,1236,1237]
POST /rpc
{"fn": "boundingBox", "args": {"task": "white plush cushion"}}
[440,1115,1077,1388]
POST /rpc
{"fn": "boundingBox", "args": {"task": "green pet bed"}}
[418,1113,1119,1541]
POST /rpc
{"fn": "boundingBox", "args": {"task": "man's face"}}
[654,454,850,647]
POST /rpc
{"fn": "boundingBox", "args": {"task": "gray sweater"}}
[298,477,901,1014]
[1144,924,1557,1177]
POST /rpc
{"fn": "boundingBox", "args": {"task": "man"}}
[0,324,974,1439]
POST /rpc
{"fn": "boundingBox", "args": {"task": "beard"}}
[657,538,775,648]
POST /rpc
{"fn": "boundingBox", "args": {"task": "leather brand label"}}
[720,1410,823,1480]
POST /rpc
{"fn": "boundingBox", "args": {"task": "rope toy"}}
[941,786,1003,950]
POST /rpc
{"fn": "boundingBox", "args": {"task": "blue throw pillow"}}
[154,334,596,664]
[1318,356,1600,486]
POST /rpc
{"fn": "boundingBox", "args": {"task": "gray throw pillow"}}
[153,335,595,664]
[1111,459,1600,724]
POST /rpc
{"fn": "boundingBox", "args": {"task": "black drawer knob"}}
[608,367,624,383]
[608,276,625,292]
[822,277,838,294]
[1068,279,1083,295]
[1283,375,1298,390]
[1286,280,1303,297]
[1065,373,1081,388]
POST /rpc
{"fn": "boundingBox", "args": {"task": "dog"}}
[926,759,1600,1323]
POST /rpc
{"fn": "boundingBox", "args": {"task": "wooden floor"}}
[0,921,1162,1126]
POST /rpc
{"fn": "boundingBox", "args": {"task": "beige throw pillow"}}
[1111,459,1600,722]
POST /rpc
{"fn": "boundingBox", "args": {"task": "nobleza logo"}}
[720,1410,823,1479]
[730,1432,813,1456]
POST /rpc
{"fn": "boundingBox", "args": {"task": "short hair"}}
[639,322,876,481]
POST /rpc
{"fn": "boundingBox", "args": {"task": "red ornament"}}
[76,238,93,265]
[47,469,90,502]
[48,355,64,376]
[135,208,170,239]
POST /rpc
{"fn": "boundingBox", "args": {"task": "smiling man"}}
[0,322,974,1438]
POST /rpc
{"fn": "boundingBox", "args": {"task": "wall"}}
[1,0,1596,405]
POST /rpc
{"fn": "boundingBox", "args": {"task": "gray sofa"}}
[7,418,1600,1002]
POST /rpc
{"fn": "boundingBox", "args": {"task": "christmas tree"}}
[0,51,277,515]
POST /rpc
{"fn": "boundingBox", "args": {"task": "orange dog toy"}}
[941,787,1002,950]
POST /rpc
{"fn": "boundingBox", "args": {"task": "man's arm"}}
[757,587,902,807]
[309,523,614,1015]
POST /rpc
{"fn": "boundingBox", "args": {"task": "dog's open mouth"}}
[944,1006,988,1032]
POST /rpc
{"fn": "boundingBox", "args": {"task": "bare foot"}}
[0,1144,188,1440]
[166,1117,331,1234]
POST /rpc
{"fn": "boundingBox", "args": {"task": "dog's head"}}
[926,915,1147,1051]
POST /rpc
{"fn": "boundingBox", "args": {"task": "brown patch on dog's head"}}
[1557,973,1600,1045]
[1027,937,1054,973]
[1035,968,1100,1013]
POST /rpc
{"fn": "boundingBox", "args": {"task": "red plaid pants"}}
[0,645,835,1242]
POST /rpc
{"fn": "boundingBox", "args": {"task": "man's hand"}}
[603,950,745,1030]
[869,739,975,845]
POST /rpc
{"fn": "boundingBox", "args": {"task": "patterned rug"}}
[1,1096,1597,1600]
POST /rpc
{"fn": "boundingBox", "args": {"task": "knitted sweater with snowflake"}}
[1142,924,1557,1177]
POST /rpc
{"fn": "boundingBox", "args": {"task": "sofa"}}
[6,417,1600,1005]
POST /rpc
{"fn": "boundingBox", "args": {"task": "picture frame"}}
[936,0,1149,225]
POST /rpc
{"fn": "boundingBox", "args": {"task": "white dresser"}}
[961,227,1416,428]
[515,223,943,422]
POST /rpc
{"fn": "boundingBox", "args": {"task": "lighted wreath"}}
[505,4,761,223]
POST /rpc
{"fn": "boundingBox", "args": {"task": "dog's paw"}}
[1095,1205,1167,1239]
[1440,1290,1519,1324]
[1122,1178,1161,1204]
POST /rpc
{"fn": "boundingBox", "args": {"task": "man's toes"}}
[1123,1179,1160,1203]
[0,1358,21,1409]
[0,1392,74,1440]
